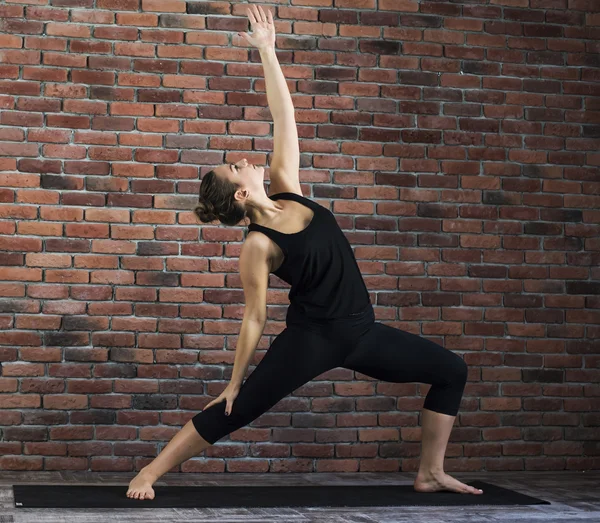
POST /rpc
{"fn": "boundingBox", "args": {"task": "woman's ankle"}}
[416,466,444,479]
[140,466,159,483]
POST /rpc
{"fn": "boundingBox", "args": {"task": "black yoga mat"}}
[14,481,549,508]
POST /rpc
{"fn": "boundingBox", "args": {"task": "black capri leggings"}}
[192,305,468,445]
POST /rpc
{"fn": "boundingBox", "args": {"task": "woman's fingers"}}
[257,5,267,23]
[250,4,261,24]
[267,8,273,25]
[246,6,257,25]
[203,395,223,411]
[254,5,265,22]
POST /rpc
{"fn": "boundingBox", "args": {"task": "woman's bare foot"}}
[414,471,483,495]
[126,468,157,500]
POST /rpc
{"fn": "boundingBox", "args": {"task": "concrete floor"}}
[1,470,598,522]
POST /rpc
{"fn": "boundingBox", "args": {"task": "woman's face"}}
[214,158,265,197]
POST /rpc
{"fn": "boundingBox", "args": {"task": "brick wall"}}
[0,0,599,473]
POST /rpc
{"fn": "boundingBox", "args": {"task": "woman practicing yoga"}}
[127,5,483,500]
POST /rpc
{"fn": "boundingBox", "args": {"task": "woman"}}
[127,5,483,500]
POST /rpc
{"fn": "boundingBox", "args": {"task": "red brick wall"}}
[1,0,599,473]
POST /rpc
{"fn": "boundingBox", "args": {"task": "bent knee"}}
[452,354,468,385]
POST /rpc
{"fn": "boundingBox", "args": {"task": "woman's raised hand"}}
[238,4,276,51]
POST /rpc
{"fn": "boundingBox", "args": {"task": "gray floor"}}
[1,470,599,522]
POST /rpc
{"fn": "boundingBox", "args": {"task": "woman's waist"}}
[286,300,374,325]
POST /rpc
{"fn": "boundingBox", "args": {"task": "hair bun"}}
[194,200,218,223]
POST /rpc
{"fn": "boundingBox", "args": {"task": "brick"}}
[86,177,127,192]
[0,80,40,96]
[88,56,131,70]
[137,241,178,256]
[137,118,179,133]
[0,50,41,65]
[45,239,91,253]
[19,223,63,238]
[23,67,68,82]
[43,144,87,159]
[40,174,83,191]
[140,29,184,44]
[114,43,156,57]
[112,163,154,178]
[0,65,19,80]
[157,45,202,59]
[46,23,91,38]
[97,0,139,9]
[134,272,178,286]
[159,288,202,302]
[132,210,176,224]
[155,104,197,118]
[133,59,178,74]
[47,114,90,129]
[25,37,67,52]
[45,269,90,283]
[65,160,111,175]
[134,149,179,163]
[17,98,62,112]
[116,13,159,27]
[0,189,15,203]
[90,270,134,284]
[92,332,135,347]
[0,20,44,35]
[142,0,186,11]
[65,224,109,238]
[160,14,205,29]
[40,207,84,222]
[119,133,162,147]
[71,10,115,24]
[88,146,132,161]
[17,159,61,173]
[91,116,135,131]
[42,53,84,71]
[94,26,138,41]
[0,6,24,17]
[138,89,180,103]
[0,268,42,282]
[0,129,23,142]
[117,73,161,87]
[71,71,115,86]
[162,75,206,89]
[0,142,39,157]
[63,100,107,114]
[26,254,72,268]
[73,131,117,145]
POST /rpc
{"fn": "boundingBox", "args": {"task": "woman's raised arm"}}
[239,5,301,195]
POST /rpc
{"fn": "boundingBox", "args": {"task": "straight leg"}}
[127,325,343,500]
[127,420,210,500]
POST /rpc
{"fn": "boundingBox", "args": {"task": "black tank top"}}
[247,192,371,320]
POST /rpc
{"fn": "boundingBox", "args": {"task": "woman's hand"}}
[238,4,275,51]
[202,383,240,416]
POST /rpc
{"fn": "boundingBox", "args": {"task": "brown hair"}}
[194,169,247,227]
